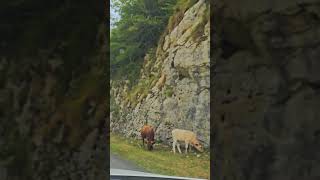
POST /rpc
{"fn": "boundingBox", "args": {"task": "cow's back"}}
[141,125,154,139]
[172,129,195,141]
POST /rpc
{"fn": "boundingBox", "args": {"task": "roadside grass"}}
[110,133,210,179]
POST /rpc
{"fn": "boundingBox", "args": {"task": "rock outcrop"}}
[111,0,210,147]
[212,1,320,180]
[0,1,107,180]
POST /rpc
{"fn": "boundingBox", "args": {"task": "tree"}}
[110,0,177,86]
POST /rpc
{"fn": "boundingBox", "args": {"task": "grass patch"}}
[110,133,210,179]
[115,48,159,109]
[175,0,198,12]
[164,85,174,97]
[157,0,199,55]
[190,4,209,42]
[167,0,198,33]
[126,74,158,107]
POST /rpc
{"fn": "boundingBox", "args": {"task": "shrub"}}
[164,85,174,97]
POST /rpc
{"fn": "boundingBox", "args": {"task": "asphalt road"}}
[110,153,145,172]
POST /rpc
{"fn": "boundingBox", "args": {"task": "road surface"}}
[110,153,145,172]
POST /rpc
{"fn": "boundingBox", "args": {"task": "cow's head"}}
[192,140,204,152]
[147,140,155,151]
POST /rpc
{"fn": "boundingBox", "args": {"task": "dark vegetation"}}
[0,1,107,179]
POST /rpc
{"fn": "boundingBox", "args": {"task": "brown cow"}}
[140,125,155,151]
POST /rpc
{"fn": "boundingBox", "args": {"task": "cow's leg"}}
[172,139,176,154]
[142,138,145,147]
[189,144,192,152]
[185,141,188,154]
[177,142,182,154]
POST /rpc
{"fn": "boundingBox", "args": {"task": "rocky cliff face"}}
[212,0,320,180]
[111,0,210,147]
[0,1,107,180]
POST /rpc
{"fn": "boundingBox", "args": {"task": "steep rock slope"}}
[212,0,320,180]
[111,0,210,147]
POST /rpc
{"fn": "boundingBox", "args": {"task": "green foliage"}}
[175,0,198,12]
[126,75,157,107]
[190,3,209,41]
[110,0,177,86]
[164,85,174,97]
[167,0,198,33]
